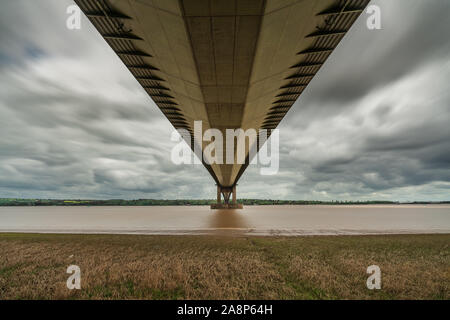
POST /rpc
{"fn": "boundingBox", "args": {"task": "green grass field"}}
[0,233,448,299]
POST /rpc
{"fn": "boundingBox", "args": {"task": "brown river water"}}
[0,205,449,236]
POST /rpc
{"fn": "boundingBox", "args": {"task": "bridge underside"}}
[75,0,369,206]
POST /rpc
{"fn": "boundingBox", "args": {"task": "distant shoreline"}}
[1,198,449,207]
[1,229,449,237]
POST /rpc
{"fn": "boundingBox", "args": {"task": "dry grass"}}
[0,233,448,300]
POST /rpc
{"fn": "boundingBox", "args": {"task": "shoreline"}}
[1,229,449,236]
[1,204,450,208]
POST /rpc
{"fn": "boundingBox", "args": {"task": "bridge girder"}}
[75,0,369,200]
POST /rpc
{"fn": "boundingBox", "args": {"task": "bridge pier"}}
[211,185,243,209]
[217,185,221,203]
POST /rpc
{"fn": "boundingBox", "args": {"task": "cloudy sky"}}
[0,0,449,201]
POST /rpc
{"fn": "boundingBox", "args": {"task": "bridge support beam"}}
[211,185,243,209]
[217,185,221,204]
[232,185,236,204]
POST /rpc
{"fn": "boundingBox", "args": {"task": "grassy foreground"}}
[0,233,448,300]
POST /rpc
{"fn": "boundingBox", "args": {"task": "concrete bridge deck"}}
[74,0,369,207]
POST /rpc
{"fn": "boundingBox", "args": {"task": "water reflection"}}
[208,209,249,234]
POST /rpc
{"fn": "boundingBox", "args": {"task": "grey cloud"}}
[0,0,449,201]
[301,0,450,107]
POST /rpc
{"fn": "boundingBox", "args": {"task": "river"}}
[0,205,449,236]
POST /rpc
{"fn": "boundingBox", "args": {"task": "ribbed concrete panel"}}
[75,0,369,190]
[180,1,264,186]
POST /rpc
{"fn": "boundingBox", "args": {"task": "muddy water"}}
[0,205,449,236]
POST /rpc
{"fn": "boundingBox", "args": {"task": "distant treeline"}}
[0,198,448,206]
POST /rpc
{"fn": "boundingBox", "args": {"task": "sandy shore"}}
[1,228,450,236]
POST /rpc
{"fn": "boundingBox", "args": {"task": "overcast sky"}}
[0,0,449,201]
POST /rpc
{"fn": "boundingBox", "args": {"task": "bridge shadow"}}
[208,209,249,235]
